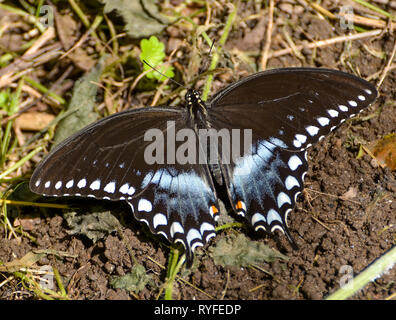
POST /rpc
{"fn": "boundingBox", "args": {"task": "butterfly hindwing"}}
[127,165,218,264]
[231,143,308,241]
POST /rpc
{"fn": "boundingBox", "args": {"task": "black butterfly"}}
[30,68,377,264]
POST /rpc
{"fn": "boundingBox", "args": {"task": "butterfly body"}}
[30,68,377,265]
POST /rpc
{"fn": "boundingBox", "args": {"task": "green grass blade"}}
[326,245,396,300]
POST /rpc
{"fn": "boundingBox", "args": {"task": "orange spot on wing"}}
[210,205,218,215]
[236,201,244,210]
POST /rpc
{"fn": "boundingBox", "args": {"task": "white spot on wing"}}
[295,134,307,143]
[77,179,86,188]
[267,209,282,225]
[317,117,330,126]
[186,228,202,246]
[128,186,135,196]
[305,125,319,136]
[285,175,300,190]
[252,213,266,226]
[348,100,357,107]
[327,109,339,118]
[104,182,116,193]
[153,213,167,229]
[200,222,215,236]
[45,181,51,188]
[138,198,152,212]
[338,105,348,112]
[288,155,303,171]
[90,180,100,190]
[277,192,291,208]
[66,180,74,188]
[170,222,184,238]
[358,95,365,101]
[119,183,129,194]
[55,181,62,190]
[293,139,302,148]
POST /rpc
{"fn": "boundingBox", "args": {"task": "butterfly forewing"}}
[209,68,378,151]
[31,108,181,198]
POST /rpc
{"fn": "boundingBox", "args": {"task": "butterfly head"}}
[185,89,203,107]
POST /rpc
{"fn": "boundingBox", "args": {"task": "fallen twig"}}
[260,0,274,70]
[269,29,383,59]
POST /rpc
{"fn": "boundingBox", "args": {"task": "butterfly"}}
[30,67,377,265]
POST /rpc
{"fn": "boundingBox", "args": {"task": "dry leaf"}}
[0,251,45,272]
[369,134,396,171]
[340,186,358,200]
[13,217,41,231]
[14,112,55,131]
[54,11,96,71]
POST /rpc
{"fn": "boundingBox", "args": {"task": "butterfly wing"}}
[209,68,377,150]
[207,68,377,241]
[30,107,219,263]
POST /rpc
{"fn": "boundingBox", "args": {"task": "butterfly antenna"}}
[208,40,216,56]
[142,59,186,89]
[201,40,216,74]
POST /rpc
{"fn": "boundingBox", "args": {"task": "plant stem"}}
[326,245,396,300]
[201,1,238,101]
[24,77,66,105]
[164,247,180,300]
[0,147,43,180]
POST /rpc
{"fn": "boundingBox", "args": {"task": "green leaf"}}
[209,234,288,267]
[64,209,121,244]
[0,89,10,110]
[101,0,168,39]
[52,56,107,148]
[139,36,174,82]
[110,264,154,293]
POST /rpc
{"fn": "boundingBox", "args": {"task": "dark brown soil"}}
[0,1,395,300]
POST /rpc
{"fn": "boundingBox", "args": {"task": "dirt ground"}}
[0,1,395,300]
